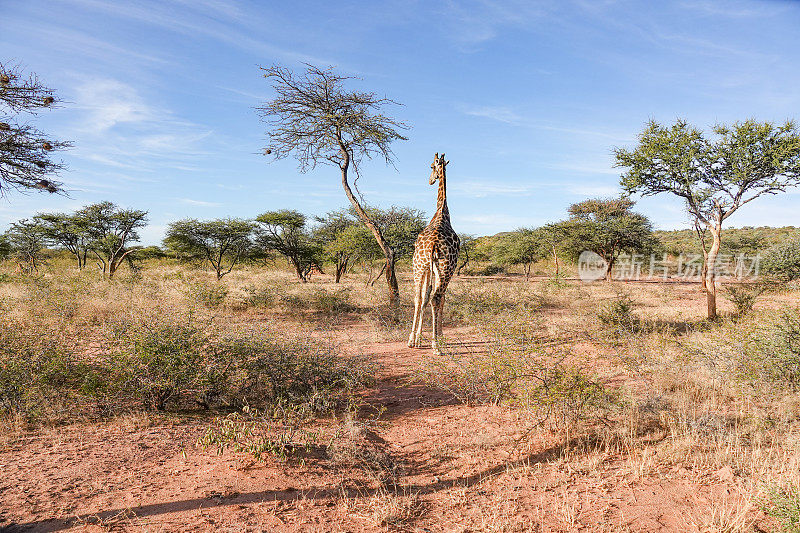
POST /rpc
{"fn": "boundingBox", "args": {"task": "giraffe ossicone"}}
[408,153,460,354]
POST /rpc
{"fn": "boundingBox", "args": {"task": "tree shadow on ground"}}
[7,434,594,533]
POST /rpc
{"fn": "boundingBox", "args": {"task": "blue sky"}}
[2,0,799,244]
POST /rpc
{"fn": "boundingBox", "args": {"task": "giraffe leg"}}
[430,260,446,354]
[430,294,442,354]
[408,276,423,348]
[415,270,432,347]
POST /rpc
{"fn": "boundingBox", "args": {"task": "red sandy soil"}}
[0,322,770,532]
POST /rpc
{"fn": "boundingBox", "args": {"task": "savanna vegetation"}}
[4,62,800,531]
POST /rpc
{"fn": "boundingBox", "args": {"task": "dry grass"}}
[3,256,800,529]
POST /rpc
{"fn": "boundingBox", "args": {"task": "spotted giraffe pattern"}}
[408,153,460,354]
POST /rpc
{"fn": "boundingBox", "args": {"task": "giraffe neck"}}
[435,173,450,222]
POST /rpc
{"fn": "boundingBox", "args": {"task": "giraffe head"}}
[429,152,449,185]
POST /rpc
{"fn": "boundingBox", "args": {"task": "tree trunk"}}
[385,251,399,300]
[552,245,560,279]
[108,260,117,279]
[338,151,399,304]
[604,257,615,281]
[293,260,307,282]
[334,256,347,283]
[705,223,722,319]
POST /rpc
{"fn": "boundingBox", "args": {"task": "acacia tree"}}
[5,218,47,272]
[35,212,91,269]
[538,223,569,279]
[164,218,254,280]
[492,229,546,279]
[80,202,148,279]
[257,65,409,303]
[616,119,800,318]
[314,209,358,282]
[456,234,476,275]
[328,224,383,284]
[561,197,659,281]
[0,62,70,194]
[0,233,10,260]
[255,210,321,282]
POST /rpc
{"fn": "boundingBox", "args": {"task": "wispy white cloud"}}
[462,105,522,124]
[565,183,620,197]
[74,79,156,132]
[451,181,537,197]
[178,198,222,207]
[458,104,631,141]
[63,0,336,66]
[65,77,218,182]
[438,0,551,49]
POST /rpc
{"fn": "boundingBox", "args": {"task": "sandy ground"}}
[0,294,774,532]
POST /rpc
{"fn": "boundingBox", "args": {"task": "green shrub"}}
[761,485,800,532]
[598,295,639,335]
[761,240,800,282]
[185,279,228,309]
[105,316,208,410]
[419,304,613,426]
[0,320,98,422]
[469,264,504,276]
[311,288,357,314]
[741,310,800,390]
[419,348,609,423]
[723,282,772,317]
[211,329,375,414]
[198,408,319,462]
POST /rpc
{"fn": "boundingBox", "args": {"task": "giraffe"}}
[408,153,460,354]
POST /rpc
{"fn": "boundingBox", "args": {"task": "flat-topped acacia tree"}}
[164,218,254,280]
[615,119,800,318]
[256,64,409,304]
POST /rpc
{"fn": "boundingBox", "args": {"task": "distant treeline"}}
[655,226,800,256]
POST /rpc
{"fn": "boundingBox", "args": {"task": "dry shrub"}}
[446,282,543,324]
[185,278,228,309]
[0,316,101,423]
[327,415,403,485]
[419,308,614,428]
[352,488,423,528]
[597,294,640,336]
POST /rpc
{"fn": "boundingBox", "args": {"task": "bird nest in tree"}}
[0,122,9,131]
[42,142,52,151]
[35,180,57,193]
[42,96,54,105]
[0,75,9,85]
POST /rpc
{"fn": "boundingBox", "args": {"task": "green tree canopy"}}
[35,212,91,269]
[164,218,254,280]
[761,239,800,282]
[5,218,47,272]
[559,197,659,280]
[80,201,148,279]
[491,229,547,279]
[255,210,321,282]
[314,209,359,282]
[616,119,800,317]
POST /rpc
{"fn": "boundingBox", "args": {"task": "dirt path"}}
[0,325,764,532]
